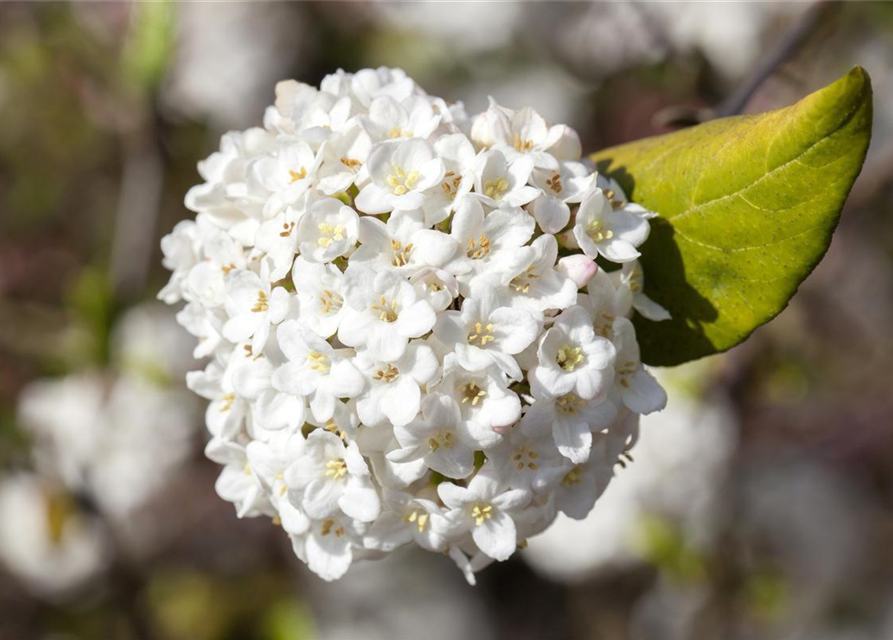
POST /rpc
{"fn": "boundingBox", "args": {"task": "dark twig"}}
[714,1,840,118]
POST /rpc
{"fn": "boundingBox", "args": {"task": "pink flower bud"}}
[556,255,598,288]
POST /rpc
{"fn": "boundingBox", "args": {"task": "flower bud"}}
[557,255,598,288]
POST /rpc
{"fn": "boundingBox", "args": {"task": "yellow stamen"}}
[288,167,307,184]
[587,219,614,243]
[251,290,269,313]
[308,351,331,373]
[386,165,420,195]
[556,344,584,372]
[371,295,398,322]
[467,322,495,346]
[317,222,346,248]
[484,177,509,200]
[324,459,347,481]
[471,503,493,526]
[373,364,400,384]
[466,234,491,259]
[460,383,488,406]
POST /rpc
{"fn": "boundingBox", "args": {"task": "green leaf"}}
[591,67,872,366]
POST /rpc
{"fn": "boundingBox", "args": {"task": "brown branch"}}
[714,1,840,118]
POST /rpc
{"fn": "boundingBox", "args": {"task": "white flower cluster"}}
[160,67,670,583]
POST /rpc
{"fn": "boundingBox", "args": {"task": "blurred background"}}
[1,2,893,639]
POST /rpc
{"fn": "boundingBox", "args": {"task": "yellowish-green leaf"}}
[592,67,872,366]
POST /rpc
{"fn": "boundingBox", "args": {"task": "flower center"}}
[466,234,491,259]
[556,344,584,372]
[511,446,539,471]
[324,459,348,481]
[288,167,307,184]
[388,127,409,139]
[604,189,624,209]
[587,219,614,243]
[617,360,637,388]
[513,132,534,152]
[308,351,331,373]
[427,430,454,451]
[219,392,235,412]
[467,322,495,347]
[319,289,343,315]
[402,509,429,533]
[371,295,398,322]
[251,291,269,313]
[317,222,346,247]
[279,221,295,237]
[562,467,582,487]
[324,418,347,441]
[460,383,487,406]
[555,393,586,415]
[387,165,420,195]
[471,502,493,526]
[320,518,345,537]
[484,177,509,200]
[391,239,414,267]
[510,268,540,294]
[546,172,563,194]
[440,171,462,200]
[373,364,400,383]
[340,157,362,170]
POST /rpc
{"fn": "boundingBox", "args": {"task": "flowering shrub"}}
[160,67,669,582]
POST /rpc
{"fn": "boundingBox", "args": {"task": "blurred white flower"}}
[0,474,108,597]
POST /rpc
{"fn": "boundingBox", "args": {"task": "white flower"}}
[409,267,459,312]
[187,359,247,439]
[531,305,616,400]
[359,95,441,142]
[255,205,303,280]
[438,463,530,561]
[222,262,290,352]
[433,286,539,381]
[486,428,570,493]
[490,234,578,313]
[251,139,324,217]
[472,149,539,208]
[573,189,651,263]
[388,393,501,479]
[612,318,667,415]
[275,320,365,422]
[206,438,271,518]
[446,196,534,291]
[339,269,436,362]
[354,340,440,428]
[296,196,360,263]
[437,354,521,430]
[471,102,570,169]
[521,377,617,465]
[355,138,445,214]
[610,260,671,322]
[285,430,381,522]
[161,66,668,583]
[529,160,596,233]
[364,487,451,553]
[246,432,310,535]
[316,126,373,195]
[422,133,476,225]
[292,512,365,582]
[349,209,458,275]
[291,257,347,339]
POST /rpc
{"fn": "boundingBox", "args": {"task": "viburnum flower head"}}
[160,66,669,583]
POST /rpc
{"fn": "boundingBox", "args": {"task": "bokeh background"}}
[2,2,893,639]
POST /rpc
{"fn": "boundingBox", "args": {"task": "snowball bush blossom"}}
[160,67,669,582]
